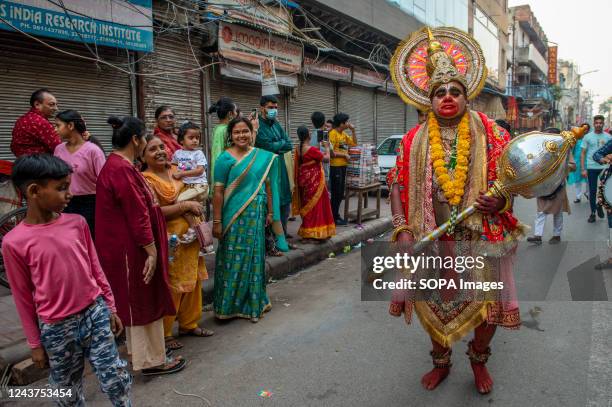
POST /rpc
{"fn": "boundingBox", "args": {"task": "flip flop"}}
[178,327,215,337]
[164,337,184,350]
[141,357,186,376]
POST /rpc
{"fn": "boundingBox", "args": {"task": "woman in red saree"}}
[292,126,336,241]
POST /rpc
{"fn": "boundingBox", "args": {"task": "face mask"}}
[266,108,278,120]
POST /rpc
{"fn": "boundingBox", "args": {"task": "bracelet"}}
[498,195,512,214]
[391,214,407,228]
[391,225,414,242]
[213,219,221,224]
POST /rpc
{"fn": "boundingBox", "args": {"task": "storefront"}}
[0,31,134,159]
[140,31,205,130]
[0,0,153,159]
[376,82,407,142]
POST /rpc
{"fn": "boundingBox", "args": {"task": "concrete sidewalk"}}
[0,194,391,382]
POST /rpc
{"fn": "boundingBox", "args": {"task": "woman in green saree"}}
[212,117,287,322]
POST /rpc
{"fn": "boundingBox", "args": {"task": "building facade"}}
[508,4,552,132]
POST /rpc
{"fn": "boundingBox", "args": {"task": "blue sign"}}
[0,0,154,52]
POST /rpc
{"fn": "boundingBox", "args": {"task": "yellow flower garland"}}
[428,111,470,207]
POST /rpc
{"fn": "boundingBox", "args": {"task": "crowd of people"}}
[1,87,360,405]
[527,115,612,258]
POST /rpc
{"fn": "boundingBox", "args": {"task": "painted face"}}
[54,118,73,140]
[143,137,168,168]
[31,176,72,213]
[157,109,176,132]
[35,93,58,119]
[431,81,467,119]
[181,129,201,151]
[231,121,253,149]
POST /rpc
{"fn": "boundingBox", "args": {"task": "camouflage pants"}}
[40,296,132,406]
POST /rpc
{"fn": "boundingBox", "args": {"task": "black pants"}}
[587,169,603,214]
[64,194,96,238]
[330,166,346,220]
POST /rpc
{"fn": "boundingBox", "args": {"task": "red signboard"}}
[547,46,558,85]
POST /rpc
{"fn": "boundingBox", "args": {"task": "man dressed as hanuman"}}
[387,27,524,394]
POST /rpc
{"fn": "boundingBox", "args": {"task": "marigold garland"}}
[428,111,471,207]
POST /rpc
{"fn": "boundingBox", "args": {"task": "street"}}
[24,197,612,407]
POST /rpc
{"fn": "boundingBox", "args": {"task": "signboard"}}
[0,0,153,52]
[220,62,298,88]
[207,0,291,35]
[547,46,558,85]
[260,58,279,96]
[219,22,302,73]
[304,57,351,82]
[352,67,386,88]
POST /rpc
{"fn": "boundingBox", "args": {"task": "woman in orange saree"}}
[292,126,336,241]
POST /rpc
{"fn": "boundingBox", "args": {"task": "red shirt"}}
[11,108,61,157]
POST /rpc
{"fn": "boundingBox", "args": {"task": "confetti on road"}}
[258,390,273,398]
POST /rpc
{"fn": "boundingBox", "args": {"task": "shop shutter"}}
[141,32,203,131]
[376,91,406,143]
[208,72,288,131]
[405,104,419,132]
[288,77,336,142]
[0,31,133,160]
[338,85,375,145]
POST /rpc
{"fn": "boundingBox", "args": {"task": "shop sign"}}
[219,22,302,73]
[303,57,351,82]
[547,46,558,85]
[221,62,298,88]
[0,0,153,52]
[207,0,290,35]
[352,67,386,88]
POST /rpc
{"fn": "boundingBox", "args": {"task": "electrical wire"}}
[0,14,221,77]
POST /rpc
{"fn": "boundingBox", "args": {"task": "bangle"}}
[391,225,414,242]
[213,219,221,224]
[391,214,407,228]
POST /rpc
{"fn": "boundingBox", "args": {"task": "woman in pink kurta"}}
[53,110,105,237]
[96,115,185,375]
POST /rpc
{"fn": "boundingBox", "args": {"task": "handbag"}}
[194,220,213,248]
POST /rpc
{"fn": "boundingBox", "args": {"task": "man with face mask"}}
[11,89,61,157]
[387,27,524,395]
[255,95,294,238]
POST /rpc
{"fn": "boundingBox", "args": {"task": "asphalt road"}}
[26,197,612,407]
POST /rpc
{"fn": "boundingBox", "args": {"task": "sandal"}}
[164,337,184,350]
[178,327,215,337]
[142,356,186,376]
[267,249,283,257]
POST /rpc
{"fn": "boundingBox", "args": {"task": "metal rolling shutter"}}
[141,33,203,131]
[288,77,336,142]
[338,85,375,145]
[208,73,288,131]
[0,32,132,159]
[376,92,407,143]
[405,104,419,132]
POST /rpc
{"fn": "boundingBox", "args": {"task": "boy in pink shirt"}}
[2,154,131,406]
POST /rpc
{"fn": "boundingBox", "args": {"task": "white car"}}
[377,134,403,188]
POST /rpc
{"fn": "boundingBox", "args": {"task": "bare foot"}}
[421,367,450,390]
[471,362,493,394]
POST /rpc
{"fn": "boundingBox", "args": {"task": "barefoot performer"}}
[387,27,524,394]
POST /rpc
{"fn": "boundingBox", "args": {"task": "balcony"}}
[516,44,548,76]
[510,85,552,103]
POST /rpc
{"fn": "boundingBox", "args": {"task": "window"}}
[378,138,400,156]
